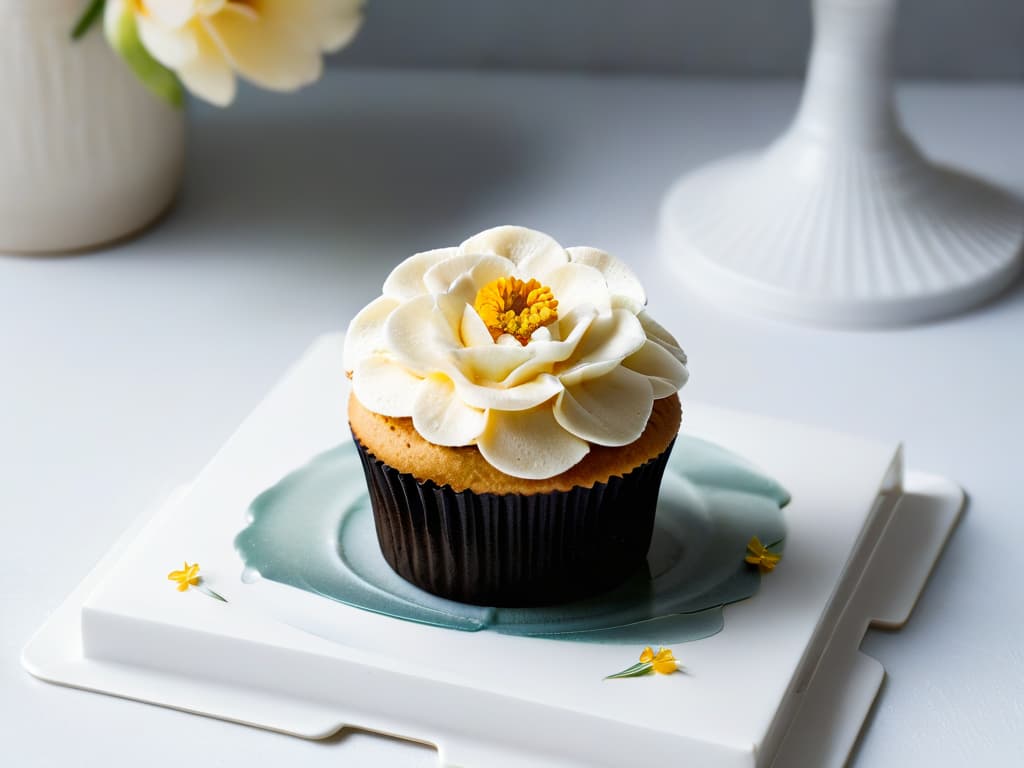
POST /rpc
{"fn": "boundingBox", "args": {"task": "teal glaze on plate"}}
[234,436,789,644]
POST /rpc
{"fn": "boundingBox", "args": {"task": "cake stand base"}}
[660,0,1024,328]
[660,132,1024,328]
[23,335,964,768]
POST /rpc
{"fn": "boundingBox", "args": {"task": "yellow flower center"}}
[473,276,559,344]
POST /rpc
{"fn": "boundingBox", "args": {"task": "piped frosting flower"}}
[344,226,689,480]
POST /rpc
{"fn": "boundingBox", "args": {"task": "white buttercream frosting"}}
[344,225,689,480]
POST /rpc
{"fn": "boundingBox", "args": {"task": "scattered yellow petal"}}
[651,647,679,675]
[745,536,782,572]
[606,647,683,679]
[474,276,558,344]
[167,561,201,592]
[637,646,679,675]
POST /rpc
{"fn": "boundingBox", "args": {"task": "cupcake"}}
[344,226,688,606]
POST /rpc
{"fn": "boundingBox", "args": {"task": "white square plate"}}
[22,335,962,767]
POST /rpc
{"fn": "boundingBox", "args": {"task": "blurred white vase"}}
[0,0,185,254]
[660,0,1024,327]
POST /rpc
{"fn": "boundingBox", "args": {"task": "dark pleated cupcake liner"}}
[352,435,675,607]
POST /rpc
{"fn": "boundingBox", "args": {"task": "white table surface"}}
[2,69,1022,767]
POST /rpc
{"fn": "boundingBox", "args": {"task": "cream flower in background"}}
[345,226,689,480]
[105,0,364,106]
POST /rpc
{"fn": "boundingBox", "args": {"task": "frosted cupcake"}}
[344,226,688,606]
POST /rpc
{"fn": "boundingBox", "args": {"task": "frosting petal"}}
[554,366,654,447]
[446,274,481,307]
[542,262,612,316]
[452,344,532,383]
[531,326,553,342]
[500,305,597,388]
[459,225,569,277]
[622,338,690,396]
[567,246,646,306]
[557,309,647,387]
[343,295,400,373]
[638,310,688,366]
[554,302,599,343]
[352,356,420,417]
[451,372,563,412]
[610,293,646,315]
[459,304,494,348]
[412,374,488,446]
[423,253,515,299]
[385,293,464,375]
[383,248,457,300]
[477,407,590,479]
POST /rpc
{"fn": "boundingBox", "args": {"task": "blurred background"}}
[4,3,1023,767]
[338,0,1024,78]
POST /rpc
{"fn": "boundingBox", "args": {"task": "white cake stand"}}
[660,0,1024,328]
